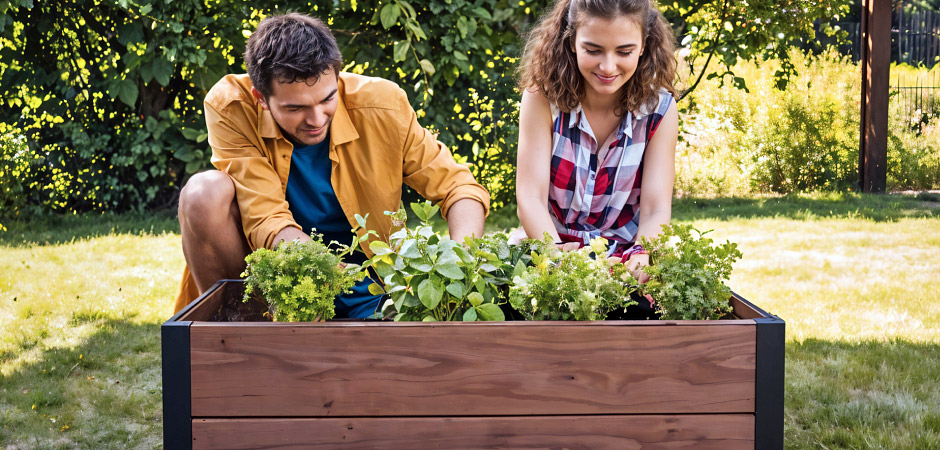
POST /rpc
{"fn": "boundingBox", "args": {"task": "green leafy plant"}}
[640,224,743,320]
[241,234,365,322]
[509,237,638,321]
[361,201,510,322]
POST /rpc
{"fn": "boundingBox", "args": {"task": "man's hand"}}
[272,226,311,248]
[446,198,485,243]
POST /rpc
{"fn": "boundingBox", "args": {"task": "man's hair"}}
[245,13,343,98]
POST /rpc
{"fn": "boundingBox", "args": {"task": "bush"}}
[680,49,859,195]
[680,50,940,195]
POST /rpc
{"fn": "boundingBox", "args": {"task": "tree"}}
[0,0,854,217]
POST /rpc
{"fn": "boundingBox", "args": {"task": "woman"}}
[515,0,678,310]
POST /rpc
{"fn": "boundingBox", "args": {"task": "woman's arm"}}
[516,89,565,244]
[622,100,679,281]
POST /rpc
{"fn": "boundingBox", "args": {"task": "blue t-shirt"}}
[284,134,382,319]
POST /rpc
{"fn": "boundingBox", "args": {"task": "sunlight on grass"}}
[0,227,180,448]
[0,199,938,448]
[688,217,940,343]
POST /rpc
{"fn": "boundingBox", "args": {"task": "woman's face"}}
[573,14,644,100]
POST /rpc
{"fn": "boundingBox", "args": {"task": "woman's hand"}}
[557,242,581,252]
[608,253,650,283]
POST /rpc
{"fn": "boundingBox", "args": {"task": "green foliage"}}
[666,0,853,96]
[0,126,40,227]
[362,201,513,322]
[241,235,363,322]
[886,65,940,190]
[509,237,637,321]
[640,224,742,320]
[1,0,860,215]
[678,49,860,195]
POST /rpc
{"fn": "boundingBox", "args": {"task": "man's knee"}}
[179,171,236,224]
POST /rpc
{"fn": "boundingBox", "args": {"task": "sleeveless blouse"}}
[547,90,674,257]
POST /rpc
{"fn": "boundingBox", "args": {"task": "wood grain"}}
[177,282,228,322]
[191,414,755,449]
[730,294,764,320]
[190,322,756,417]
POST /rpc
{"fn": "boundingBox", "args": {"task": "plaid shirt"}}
[548,90,674,257]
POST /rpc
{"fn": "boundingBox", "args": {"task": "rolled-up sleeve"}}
[398,92,490,219]
[205,100,299,250]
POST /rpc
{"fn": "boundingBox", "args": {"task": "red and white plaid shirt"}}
[548,90,674,257]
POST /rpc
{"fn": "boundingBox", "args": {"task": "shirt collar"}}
[569,104,636,141]
[330,93,359,146]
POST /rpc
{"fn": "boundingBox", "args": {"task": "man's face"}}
[252,71,338,146]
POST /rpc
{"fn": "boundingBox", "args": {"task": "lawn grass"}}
[1,193,939,448]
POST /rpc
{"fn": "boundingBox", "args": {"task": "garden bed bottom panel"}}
[163,280,784,449]
[190,415,755,449]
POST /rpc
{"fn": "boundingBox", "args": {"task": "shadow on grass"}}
[0,316,163,448]
[673,193,940,222]
[785,338,940,449]
[0,211,180,248]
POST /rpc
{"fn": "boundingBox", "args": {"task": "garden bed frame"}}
[163,279,783,449]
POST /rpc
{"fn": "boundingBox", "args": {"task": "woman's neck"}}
[581,88,620,116]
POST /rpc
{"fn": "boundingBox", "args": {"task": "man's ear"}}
[250,86,270,111]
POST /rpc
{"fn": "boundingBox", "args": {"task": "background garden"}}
[1,0,939,448]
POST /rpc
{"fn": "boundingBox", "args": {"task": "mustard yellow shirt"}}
[174,72,490,312]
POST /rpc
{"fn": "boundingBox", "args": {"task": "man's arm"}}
[446,198,485,242]
[204,78,300,251]
[395,86,491,230]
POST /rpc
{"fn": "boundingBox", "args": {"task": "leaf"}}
[435,262,464,280]
[367,282,386,296]
[409,260,433,272]
[369,240,394,256]
[139,3,152,15]
[467,291,483,307]
[152,57,173,86]
[475,303,504,321]
[472,7,492,20]
[139,61,153,84]
[355,213,369,229]
[380,3,401,29]
[419,59,436,76]
[180,127,200,140]
[417,278,442,309]
[399,239,420,258]
[445,281,464,298]
[393,40,410,63]
[118,79,138,107]
[462,308,478,322]
[410,201,430,222]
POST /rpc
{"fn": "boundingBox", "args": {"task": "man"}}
[174,13,489,317]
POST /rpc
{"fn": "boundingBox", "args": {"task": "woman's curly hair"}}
[517,0,677,116]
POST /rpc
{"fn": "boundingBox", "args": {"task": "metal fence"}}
[893,71,940,116]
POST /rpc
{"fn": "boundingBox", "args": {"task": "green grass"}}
[1,193,939,448]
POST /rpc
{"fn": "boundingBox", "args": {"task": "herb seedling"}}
[640,224,743,320]
[509,237,638,321]
[241,234,365,322]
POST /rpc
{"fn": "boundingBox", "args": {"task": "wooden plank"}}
[176,281,228,322]
[191,414,755,449]
[190,322,755,417]
[859,0,890,193]
[730,293,765,320]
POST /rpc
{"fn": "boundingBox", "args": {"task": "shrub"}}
[680,49,860,195]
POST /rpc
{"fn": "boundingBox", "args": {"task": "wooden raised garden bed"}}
[162,279,784,449]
